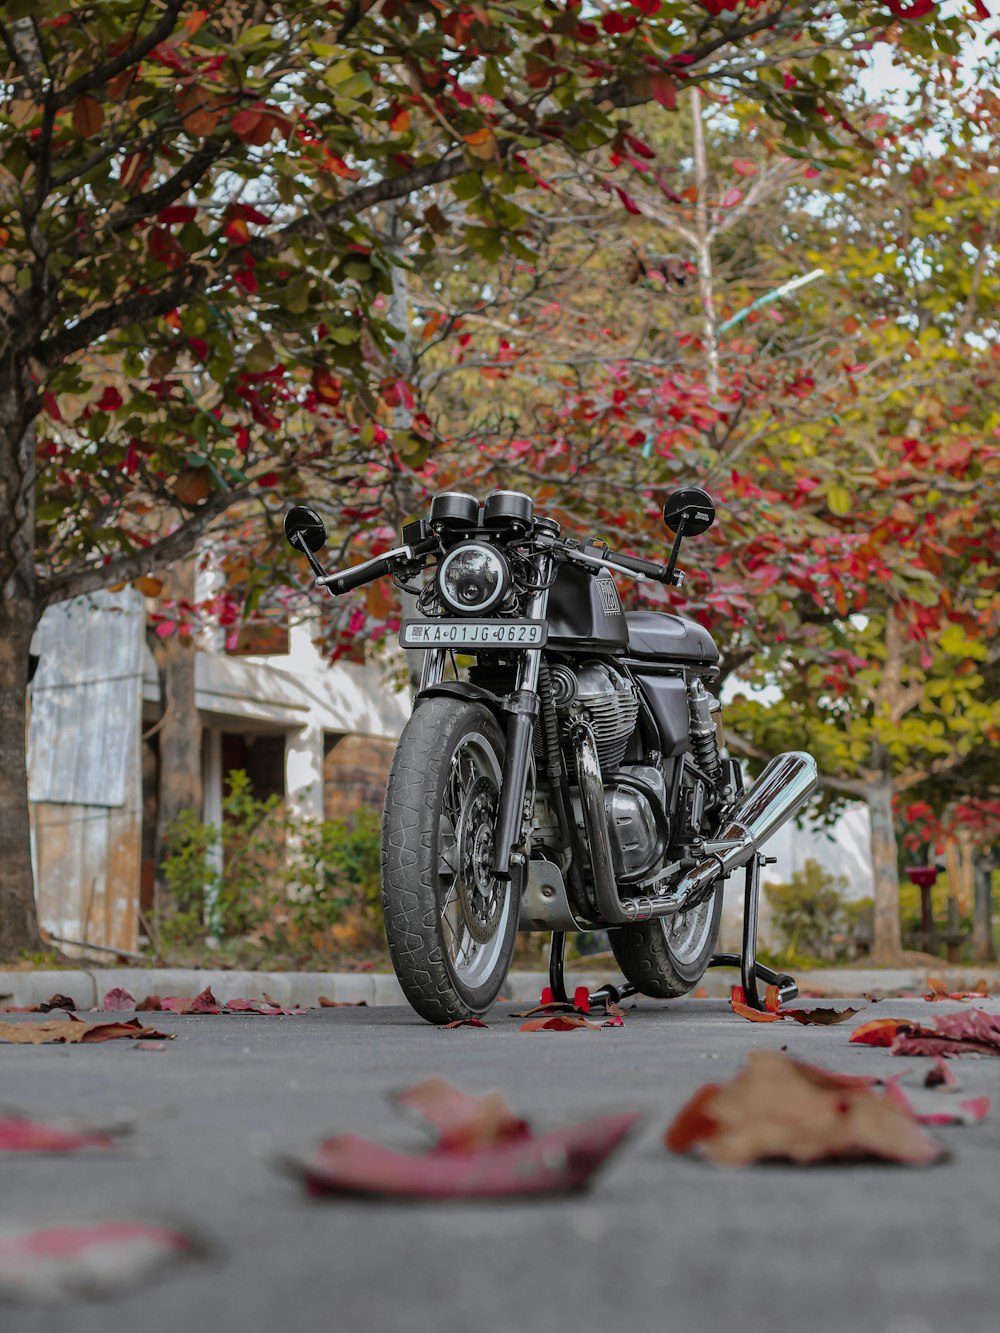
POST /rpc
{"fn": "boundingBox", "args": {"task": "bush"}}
[158,770,384,965]
[764,858,871,966]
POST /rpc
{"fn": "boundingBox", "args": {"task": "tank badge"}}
[598,578,622,615]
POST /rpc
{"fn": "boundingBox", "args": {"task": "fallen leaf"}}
[0,1117,116,1154]
[224,999,305,1016]
[925,1058,957,1090]
[0,1018,173,1046]
[893,1009,1000,1059]
[100,988,136,1011]
[288,1113,641,1200]
[393,1077,529,1151]
[665,1050,943,1167]
[440,1018,489,1029]
[0,1220,202,1303]
[160,987,221,1015]
[782,1005,864,1026]
[881,1080,990,1126]
[136,995,163,1012]
[693,987,708,999]
[134,1041,167,1052]
[318,997,367,1007]
[519,1014,623,1032]
[849,1018,912,1048]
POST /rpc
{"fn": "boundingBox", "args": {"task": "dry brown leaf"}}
[0,1017,173,1046]
[665,1050,943,1167]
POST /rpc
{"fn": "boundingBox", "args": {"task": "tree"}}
[0,0,982,955]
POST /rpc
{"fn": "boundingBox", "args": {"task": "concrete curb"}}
[3,964,1000,1010]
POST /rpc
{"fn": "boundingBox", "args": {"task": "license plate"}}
[400,620,547,648]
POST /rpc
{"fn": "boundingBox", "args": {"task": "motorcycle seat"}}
[624,611,720,664]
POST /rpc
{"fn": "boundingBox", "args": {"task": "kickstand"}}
[547,930,569,1004]
[708,853,798,1010]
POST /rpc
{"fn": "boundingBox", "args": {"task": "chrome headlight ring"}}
[437,542,511,615]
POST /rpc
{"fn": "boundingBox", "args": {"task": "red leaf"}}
[100,988,136,1011]
[971,0,990,17]
[95,387,123,412]
[665,1051,943,1167]
[925,1058,957,1089]
[849,1017,912,1047]
[158,205,197,225]
[290,1112,641,1199]
[394,1078,529,1151]
[886,0,936,17]
[160,987,221,1015]
[720,187,744,208]
[0,1221,201,1302]
[0,1117,116,1153]
[732,158,757,177]
[614,186,642,215]
[441,1018,489,1029]
[519,1014,623,1032]
[650,71,676,110]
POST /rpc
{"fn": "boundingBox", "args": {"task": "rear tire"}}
[609,887,722,998]
[381,696,518,1024]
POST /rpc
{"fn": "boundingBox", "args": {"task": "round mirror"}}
[284,504,326,553]
[663,487,716,536]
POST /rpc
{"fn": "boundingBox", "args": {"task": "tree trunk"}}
[153,559,203,922]
[972,854,996,963]
[0,409,41,958]
[868,771,903,963]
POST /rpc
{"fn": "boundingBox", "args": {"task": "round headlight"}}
[438,543,509,615]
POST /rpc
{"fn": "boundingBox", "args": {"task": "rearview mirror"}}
[663,487,716,536]
[284,505,326,553]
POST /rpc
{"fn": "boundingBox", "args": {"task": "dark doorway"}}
[221,732,286,803]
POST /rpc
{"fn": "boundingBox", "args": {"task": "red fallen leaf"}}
[730,998,781,1023]
[693,987,708,999]
[729,985,862,1025]
[101,988,136,1011]
[0,1220,201,1303]
[0,1117,116,1153]
[882,1080,990,1126]
[925,1058,957,1089]
[892,1008,1000,1058]
[224,999,305,1016]
[318,996,367,1008]
[1,993,78,1013]
[394,1078,529,1151]
[161,987,221,1015]
[519,1014,623,1032]
[441,1018,489,1029]
[850,1018,913,1047]
[289,1112,641,1200]
[665,1050,943,1167]
[136,995,163,1012]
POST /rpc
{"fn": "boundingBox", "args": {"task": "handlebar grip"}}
[607,550,670,582]
[325,554,394,595]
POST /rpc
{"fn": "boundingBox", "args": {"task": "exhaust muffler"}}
[573,725,819,925]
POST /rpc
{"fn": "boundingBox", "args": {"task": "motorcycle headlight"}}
[437,542,510,615]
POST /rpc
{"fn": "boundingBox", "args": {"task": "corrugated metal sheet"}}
[28,589,144,807]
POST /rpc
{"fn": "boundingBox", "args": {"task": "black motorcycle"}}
[286,487,818,1024]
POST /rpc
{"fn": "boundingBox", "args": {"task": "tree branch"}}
[53,1,186,109]
[37,485,251,610]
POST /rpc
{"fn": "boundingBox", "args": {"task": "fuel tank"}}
[546,563,629,650]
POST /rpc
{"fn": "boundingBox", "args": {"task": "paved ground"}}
[2,995,998,1333]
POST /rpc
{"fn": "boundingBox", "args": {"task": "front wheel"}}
[608,886,722,999]
[381,697,519,1024]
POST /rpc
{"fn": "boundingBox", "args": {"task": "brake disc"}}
[455,777,502,945]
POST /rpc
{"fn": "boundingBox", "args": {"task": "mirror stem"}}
[664,518,687,585]
[293,532,328,582]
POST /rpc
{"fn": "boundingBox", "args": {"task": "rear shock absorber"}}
[688,678,721,781]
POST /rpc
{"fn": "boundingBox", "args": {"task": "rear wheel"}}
[609,887,722,998]
[381,697,518,1024]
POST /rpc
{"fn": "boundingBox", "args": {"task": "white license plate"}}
[400,620,547,648]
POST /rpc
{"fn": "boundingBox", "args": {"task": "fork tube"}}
[492,557,551,879]
[419,647,446,690]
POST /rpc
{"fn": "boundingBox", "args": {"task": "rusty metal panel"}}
[28,588,144,807]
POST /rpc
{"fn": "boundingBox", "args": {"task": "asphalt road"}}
[2,994,998,1333]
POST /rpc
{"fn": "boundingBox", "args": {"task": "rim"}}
[437,730,510,990]
[661,890,716,966]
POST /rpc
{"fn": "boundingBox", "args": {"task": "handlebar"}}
[555,541,673,585]
[315,538,437,596]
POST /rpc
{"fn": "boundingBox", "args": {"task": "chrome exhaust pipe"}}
[573,728,819,925]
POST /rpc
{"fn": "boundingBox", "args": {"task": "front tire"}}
[381,697,519,1024]
[609,887,722,999]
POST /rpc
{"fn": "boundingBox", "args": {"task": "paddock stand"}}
[546,853,798,1013]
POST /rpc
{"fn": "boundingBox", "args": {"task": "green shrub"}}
[764,858,870,966]
[158,770,383,963]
